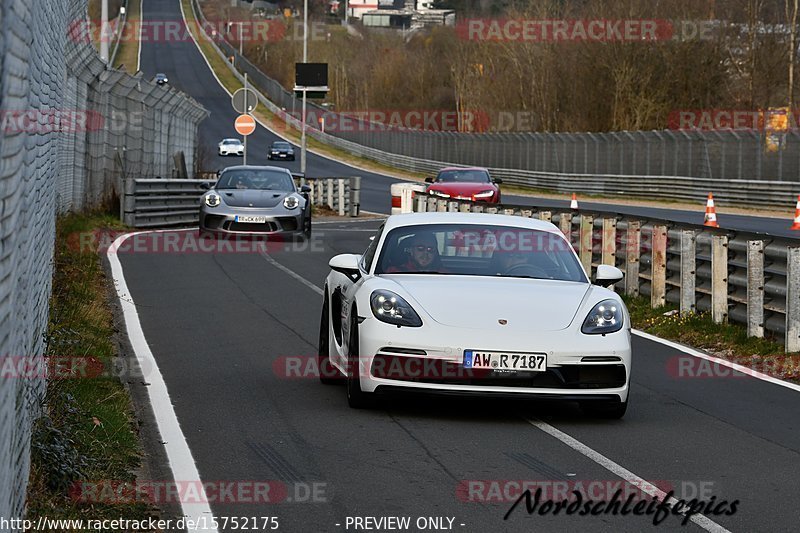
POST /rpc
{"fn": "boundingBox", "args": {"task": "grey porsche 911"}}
[199,165,312,239]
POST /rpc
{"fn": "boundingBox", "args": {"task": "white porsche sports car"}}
[319,212,631,418]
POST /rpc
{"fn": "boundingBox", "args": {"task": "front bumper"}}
[355,317,631,402]
[199,206,305,236]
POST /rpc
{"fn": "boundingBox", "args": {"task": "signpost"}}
[232,73,256,164]
[294,63,329,173]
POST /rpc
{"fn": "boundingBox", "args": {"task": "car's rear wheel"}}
[318,293,340,385]
[346,310,372,409]
[580,396,628,419]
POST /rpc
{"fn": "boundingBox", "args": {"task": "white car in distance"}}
[319,212,631,418]
[218,138,244,156]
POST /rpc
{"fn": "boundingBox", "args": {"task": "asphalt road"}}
[118,220,800,532]
[125,2,800,531]
[138,0,800,239]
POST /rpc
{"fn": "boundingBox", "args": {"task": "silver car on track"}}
[199,166,312,239]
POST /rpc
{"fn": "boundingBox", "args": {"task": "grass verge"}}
[113,0,141,72]
[624,295,800,383]
[26,212,159,522]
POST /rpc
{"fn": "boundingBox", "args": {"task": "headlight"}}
[581,299,624,334]
[370,290,422,327]
[283,196,299,209]
[430,190,450,198]
[205,193,220,207]
[473,190,495,199]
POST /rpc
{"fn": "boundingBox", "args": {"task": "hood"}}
[219,189,290,208]
[428,182,497,197]
[384,275,589,331]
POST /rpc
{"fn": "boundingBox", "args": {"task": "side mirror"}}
[493,177,503,184]
[594,265,624,287]
[329,254,362,281]
[300,184,311,193]
[425,177,435,183]
[199,182,210,191]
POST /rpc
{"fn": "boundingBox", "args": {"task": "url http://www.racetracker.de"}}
[2,515,281,531]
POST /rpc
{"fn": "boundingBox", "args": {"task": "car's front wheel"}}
[318,293,340,385]
[346,310,372,409]
[580,396,628,419]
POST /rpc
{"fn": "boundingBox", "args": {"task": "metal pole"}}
[301,0,308,174]
[244,73,248,165]
[100,0,109,62]
[345,0,349,25]
[239,23,243,57]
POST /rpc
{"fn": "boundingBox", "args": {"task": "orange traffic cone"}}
[570,193,579,210]
[791,195,800,230]
[703,192,719,227]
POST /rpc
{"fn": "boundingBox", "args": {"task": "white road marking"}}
[259,251,324,296]
[108,230,218,532]
[526,419,732,533]
[633,329,800,394]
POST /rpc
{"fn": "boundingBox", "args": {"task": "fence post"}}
[123,177,136,227]
[416,194,427,212]
[625,221,641,297]
[601,218,617,289]
[747,240,765,338]
[436,199,447,212]
[539,211,551,222]
[427,196,437,212]
[349,176,360,217]
[559,213,573,242]
[579,214,593,275]
[458,201,470,213]
[338,179,346,216]
[786,246,800,352]
[680,230,696,315]
[326,179,334,209]
[651,225,667,308]
[711,235,729,324]
[447,200,459,212]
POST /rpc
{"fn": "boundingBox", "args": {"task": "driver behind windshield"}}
[385,233,443,273]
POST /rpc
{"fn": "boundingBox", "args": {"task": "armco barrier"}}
[410,191,800,352]
[122,176,361,227]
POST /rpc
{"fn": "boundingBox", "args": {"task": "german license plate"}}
[235,215,267,223]
[463,350,546,371]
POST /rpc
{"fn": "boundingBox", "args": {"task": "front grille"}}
[226,221,278,232]
[370,355,626,389]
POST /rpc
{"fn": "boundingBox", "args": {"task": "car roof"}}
[381,212,562,235]
[437,167,489,172]
[220,165,291,173]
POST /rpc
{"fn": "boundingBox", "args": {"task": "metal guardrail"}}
[121,176,362,228]
[411,192,800,353]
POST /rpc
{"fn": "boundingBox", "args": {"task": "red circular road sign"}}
[235,114,256,136]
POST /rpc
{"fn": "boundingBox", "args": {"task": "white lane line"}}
[526,419,732,533]
[633,329,800,394]
[108,230,218,533]
[259,251,324,296]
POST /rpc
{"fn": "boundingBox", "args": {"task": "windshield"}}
[216,169,295,191]
[222,139,240,145]
[272,142,291,149]
[375,223,586,282]
[435,169,490,183]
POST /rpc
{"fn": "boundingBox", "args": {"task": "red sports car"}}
[425,167,502,203]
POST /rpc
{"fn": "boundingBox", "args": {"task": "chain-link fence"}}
[0,0,207,526]
[59,1,208,212]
